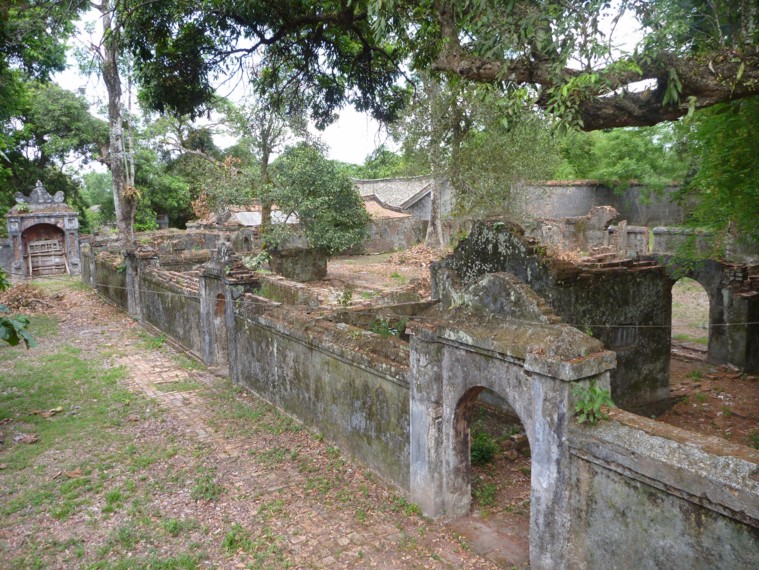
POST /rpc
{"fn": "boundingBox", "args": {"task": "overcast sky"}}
[53,11,388,166]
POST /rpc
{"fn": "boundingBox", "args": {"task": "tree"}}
[375,0,759,130]
[554,124,687,192]
[269,144,370,255]
[124,0,408,126]
[124,1,758,133]
[0,81,108,231]
[677,96,759,250]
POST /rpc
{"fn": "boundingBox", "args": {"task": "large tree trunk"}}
[425,172,445,248]
[260,148,272,239]
[100,1,135,248]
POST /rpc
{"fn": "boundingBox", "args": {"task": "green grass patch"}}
[138,331,167,350]
[154,380,201,393]
[190,468,223,501]
[673,333,708,345]
[174,354,205,371]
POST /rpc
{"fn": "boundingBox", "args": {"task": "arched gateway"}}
[5,181,81,279]
[407,314,615,569]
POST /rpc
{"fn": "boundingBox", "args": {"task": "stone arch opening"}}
[242,235,252,251]
[21,223,67,276]
[671,277,710,354]
[450,387,532,565]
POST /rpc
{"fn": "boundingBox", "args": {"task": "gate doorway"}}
[22,224,68,277]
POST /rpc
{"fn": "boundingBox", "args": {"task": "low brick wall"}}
[230,302,412,487]
[93,253,128,310]
[569,409,759,567]
[141,268,203,357]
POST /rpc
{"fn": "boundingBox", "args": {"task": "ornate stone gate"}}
[5,181,81,279]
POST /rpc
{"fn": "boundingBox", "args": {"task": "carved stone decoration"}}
[29,180,54,204]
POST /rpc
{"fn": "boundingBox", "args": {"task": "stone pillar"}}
[408,337,446,517]
[124,250,141,320]
[200,258,227,366]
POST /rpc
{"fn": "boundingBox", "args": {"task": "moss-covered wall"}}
[93,254,128,310]
[141,269,202,357]
[432,221,672,411]
[568,410,759,567]
[230,303,411,487]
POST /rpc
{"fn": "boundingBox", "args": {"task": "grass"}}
[0,339,217,569]
[174,354,205,371]
[472,477,496,507]
[154,380,202,393]
[749,431,759,450]
[673,332,708,345]
[138,331,167,350]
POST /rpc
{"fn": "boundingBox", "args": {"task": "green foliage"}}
[749,431,759,451]
[677,96,759,249]
[368,318,406,339]
[241,251,271,272]
[470,431,497,465]
[572,381,615,425]
[0,268,35,348]
[125,1,408,127]
[472,477,496,507]
[270,144,370,255]
[555,125,687,193]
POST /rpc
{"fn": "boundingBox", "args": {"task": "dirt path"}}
[1,280,505,569]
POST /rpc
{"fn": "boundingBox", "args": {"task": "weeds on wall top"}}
[572,380,615,425]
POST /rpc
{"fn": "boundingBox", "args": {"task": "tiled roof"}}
[353,176,432,209]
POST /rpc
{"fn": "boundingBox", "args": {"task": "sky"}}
[53,11,388,166]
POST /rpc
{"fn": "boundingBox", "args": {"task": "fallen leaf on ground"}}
[31,406,64,418]
[66,468,83,478]
[14,433,39,444]
[51,470,63,480]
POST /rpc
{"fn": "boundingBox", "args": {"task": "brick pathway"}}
[89,300,501,568]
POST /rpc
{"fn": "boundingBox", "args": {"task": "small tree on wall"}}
[269,143,371,256]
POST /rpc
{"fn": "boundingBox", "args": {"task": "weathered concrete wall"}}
[432,221,672,410]
[230,302,412,487]
[82,248,759,569]
[92,252,128,309]
[361,217,426,254]
[525,182,688,226]
[269,248,328,282]
[569,409,759,568]
[0,238,13,276]
[141,268,202,357]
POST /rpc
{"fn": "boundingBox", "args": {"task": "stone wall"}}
[92,251,128,310]
[81,248,759,568]
[230,301,412,487]
[431,221,672,410]
[0,238,13,276]
[361,217,426,254]
[141,268,203,358]
[524,182,688,226]
[568,409,759,568]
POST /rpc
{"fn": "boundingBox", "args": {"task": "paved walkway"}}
[81,292,504,568]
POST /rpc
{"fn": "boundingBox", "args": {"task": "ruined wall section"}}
[432,221,671,410]
[569,409,759,568]
[141,267,203,358]
[231,301,412,487]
